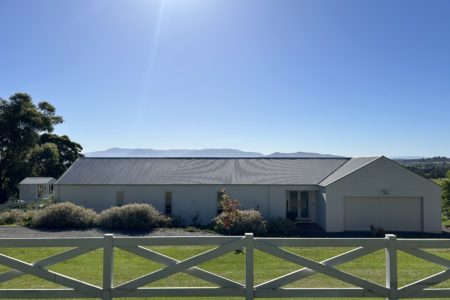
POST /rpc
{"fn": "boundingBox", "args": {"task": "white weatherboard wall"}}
[19,184,36,201]
[344,196,422,231]
[324,157,441,233]
[315,187,327,230]
[56,185,317,225]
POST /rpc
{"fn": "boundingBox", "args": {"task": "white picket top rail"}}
[0,233,449,299]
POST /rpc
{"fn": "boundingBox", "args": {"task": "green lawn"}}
[1,245,450,300]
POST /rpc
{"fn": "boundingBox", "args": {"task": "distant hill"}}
[395,156,450,179]
[389,156,425,160]
[268,151,339,158]
[83,149,449,179]
[84,148,342,158]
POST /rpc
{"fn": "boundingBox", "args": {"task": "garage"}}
[344,196,423,232]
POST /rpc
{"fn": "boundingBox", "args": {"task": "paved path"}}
[0,226,218,238]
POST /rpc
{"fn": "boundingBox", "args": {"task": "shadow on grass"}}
[11,224,450,239]
[22,226,157,236]
[294,223,450,239]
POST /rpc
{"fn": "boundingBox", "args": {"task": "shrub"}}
[29,197,58,210]
[370,225,385,237]
[213,189,267,235]
[191,211,202,227]
[266,218,298,237]
[214,209,267,236]
[170,215,186,228]
[442,180,450,219]
[98,203,167,231]
[0,209,33,226]
[214,188,240,230]
[31,202,98,229]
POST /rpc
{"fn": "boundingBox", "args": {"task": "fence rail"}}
[0,233,449,299]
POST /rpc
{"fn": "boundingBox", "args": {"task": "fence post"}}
[245,233,254,300]
[385,234,397,300]
[103,234,114,300]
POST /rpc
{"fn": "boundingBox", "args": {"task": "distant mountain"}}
[85,148,264,157]
[84,148,341,158]
[390,156,425,160]
[267,151,340,158]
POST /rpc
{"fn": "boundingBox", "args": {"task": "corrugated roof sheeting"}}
[19,177,56,185]
[319,157,381,186]
[235,158,348,184]
[55,158,350,185]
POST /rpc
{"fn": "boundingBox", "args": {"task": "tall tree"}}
[38,134,83,177]
[0,93,82,202]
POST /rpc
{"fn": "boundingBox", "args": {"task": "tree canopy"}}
[442,180,450,219]
[0,93,83,202]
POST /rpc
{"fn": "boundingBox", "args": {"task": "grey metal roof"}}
[19,177,56,185]
[55,157,350,185]
[319,157,381,186]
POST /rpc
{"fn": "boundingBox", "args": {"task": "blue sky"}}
[1,0,449,157]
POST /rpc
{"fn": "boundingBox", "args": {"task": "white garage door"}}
[344,197,423,232]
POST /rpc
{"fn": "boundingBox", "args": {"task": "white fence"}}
[0,233,450,299]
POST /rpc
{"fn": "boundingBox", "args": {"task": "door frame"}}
[286,190,311,221]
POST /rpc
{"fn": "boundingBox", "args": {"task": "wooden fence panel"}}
[0,234,449,299]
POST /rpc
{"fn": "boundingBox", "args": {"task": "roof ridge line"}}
[316,159,350,184]
[318,156,383,186]
[79,156,352,159]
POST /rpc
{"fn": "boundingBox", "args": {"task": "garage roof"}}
[55,157,350,185]
[319,157,381,186]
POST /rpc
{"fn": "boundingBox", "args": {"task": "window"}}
[116,191,124,206]
[286,191,298,220]
[300,191,309,218]
[217,190,225,215]
[286,191,310,220]
[165,192,172,215]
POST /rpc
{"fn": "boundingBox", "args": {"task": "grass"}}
[1,245,450,300]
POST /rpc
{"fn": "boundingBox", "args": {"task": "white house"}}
[19,177,56,201]
[54,157,442,233]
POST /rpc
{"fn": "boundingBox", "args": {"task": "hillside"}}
[397,157,450,179]
[84,148,342,158]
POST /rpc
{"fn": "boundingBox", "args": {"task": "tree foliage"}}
[442,180,450,219]
[37,134,82,177]
[398,158,450,179]
[403,162,450,179]
[0,93,83,202]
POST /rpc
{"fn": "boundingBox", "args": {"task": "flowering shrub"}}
[213,189,267,235]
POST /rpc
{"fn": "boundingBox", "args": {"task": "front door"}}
[287,191,310,220]
[299,191,309,219]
